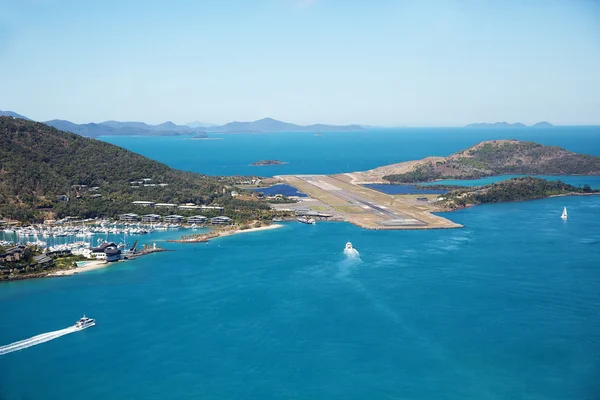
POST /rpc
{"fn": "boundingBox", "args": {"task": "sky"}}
[0,0,599,126]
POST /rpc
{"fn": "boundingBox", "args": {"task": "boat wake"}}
[0,326,79,356]
[344,248,360,259]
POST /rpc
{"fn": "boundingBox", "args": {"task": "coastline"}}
[48,260,111,276]
[169,223,283,243]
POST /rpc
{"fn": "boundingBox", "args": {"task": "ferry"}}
[297,216,316,225]
[345,242,353,250]
[74,315,96,330]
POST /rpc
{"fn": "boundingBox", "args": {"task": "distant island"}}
[465,121,554,128]
[1,111,365,137]
[346,140,600,184]
[207,118,364,133]
[250,160,288,166]
[43,119,204,138]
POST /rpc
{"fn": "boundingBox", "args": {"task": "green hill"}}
[0,117,267,222]
[383,140,600,183]
[441,177,597,209]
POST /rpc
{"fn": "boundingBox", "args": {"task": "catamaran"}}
[561,207,568,220]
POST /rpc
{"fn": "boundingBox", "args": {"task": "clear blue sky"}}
[1,0,599,126]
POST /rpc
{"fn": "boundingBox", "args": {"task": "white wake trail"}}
[343,248,360,259]
[0,326,78,356]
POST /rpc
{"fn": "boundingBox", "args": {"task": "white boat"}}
[74,315,95,330]
[297,216,316,225]
[561,207,568,220]
[345,242,353,250]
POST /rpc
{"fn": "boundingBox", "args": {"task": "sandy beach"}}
[170,223,283,243]
[48,260,113,276]
[224,223,283,237]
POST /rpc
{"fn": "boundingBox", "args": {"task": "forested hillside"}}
[440,177,597,209]
[0,117,268,221]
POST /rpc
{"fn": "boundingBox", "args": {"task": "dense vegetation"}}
[384,140,600,183]
[442,177,597,209]
[0,117,271,222]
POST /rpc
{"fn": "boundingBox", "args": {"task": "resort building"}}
[104,245,122,262]
[211,216,232,225]
[178,205,200,210]
[132,201,155,207]
[164,215,184,223]
[0,245,27,263]
[187,215,207,224]
[141,214,161,223]
[33,254,54,269]
[200,205,225,211]
[89,242,121,262]
[155,203,177,208]
[119,213,139,222]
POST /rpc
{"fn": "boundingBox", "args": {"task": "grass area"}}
[54,255,87,270]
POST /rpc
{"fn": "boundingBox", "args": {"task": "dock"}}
[276,174,462,230]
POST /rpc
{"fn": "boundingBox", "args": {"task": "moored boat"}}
[297,216,316,225]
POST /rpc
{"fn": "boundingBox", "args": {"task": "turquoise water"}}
[2,127,600,399]
[1,195,599,399]
[100,127,600,176]
[246,184,308,197]
[422,175,600,188]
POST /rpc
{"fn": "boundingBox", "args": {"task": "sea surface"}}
[421,174,600,189]
[101,127,600,176]
[2,127,600,399]
[1,196,599,399]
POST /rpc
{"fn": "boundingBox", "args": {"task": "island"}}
[250,160,288,166]
[465,121,554,128]
[437,177,597,210]
[374,140,600,183]
[274,140,600,231]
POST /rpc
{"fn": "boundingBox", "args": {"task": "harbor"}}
[0,221,186,281]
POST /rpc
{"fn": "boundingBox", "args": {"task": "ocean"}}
[1,127,600,399]
[101,127,600,177]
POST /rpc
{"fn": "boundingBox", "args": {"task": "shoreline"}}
[48,260,111,277]
[168,223,283,243]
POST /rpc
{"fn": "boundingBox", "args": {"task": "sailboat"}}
[561,207,568,220]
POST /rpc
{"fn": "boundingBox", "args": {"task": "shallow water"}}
[1,195,599,399]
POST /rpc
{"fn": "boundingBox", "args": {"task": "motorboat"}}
[74,315,96,330]
[345,242,353,250]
